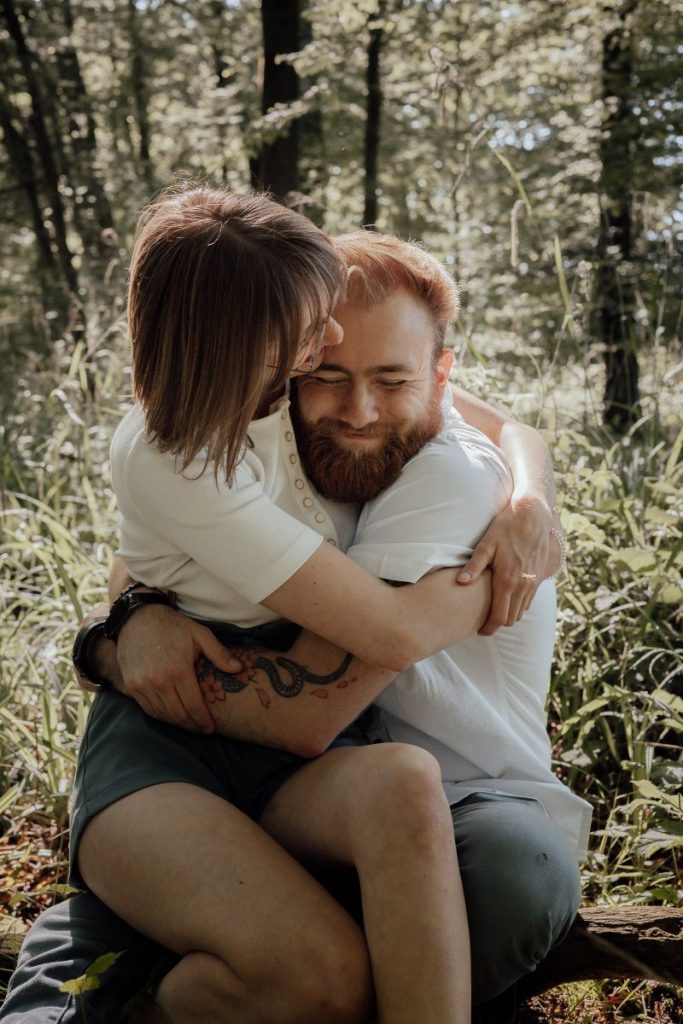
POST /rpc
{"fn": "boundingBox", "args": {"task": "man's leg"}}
[452,793,581,1024]
[0,891,172,1024]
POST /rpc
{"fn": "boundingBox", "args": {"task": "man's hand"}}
[114,605,243,733]
[456,496,562,635]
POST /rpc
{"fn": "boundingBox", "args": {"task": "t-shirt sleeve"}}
[116,440,325,605]
[347,437,511,584]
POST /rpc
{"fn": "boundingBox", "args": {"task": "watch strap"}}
[103,588,175,642]
[72,616,110,689]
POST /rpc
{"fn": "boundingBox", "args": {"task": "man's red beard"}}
[290,384,443,504]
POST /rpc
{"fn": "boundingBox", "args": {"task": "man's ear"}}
[436,348,454,392]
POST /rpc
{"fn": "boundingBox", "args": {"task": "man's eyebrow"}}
[317,362,414,374]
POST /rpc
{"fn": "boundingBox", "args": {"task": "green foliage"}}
[59,949,125,995]
[0,337,128,825]
[548,419,682,903]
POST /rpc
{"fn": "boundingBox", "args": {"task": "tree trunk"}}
[52,0,116,268]
[256,0,299,200]
[596,0,641,433]
[208,0,230,182]
[363,1,385,228]
[127,0,154,192]
[1,0,79,298]
[297,1,325,225]
[0,90,55,275]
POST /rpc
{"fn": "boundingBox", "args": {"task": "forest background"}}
[0,1,681,1021]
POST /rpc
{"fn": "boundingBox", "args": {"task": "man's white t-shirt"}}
[348,411,592,859]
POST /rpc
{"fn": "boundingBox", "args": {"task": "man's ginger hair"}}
[333,231,460,356]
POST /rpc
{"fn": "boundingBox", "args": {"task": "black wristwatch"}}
[72,616,110,689]
[103,582,176,642]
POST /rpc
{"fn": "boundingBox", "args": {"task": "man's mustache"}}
[312,420,395,440]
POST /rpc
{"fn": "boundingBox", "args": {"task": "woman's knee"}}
[351,743,449,826]
[246,927,373,1024]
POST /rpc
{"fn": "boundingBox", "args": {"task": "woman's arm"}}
[451,385,562,634]
[261,543,488,669]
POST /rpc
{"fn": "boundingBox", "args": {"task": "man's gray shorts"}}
[1,790,580,1024]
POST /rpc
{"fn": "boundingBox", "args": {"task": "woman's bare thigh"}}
[78,782,365,976]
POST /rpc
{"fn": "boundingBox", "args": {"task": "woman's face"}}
[292,311,344,374]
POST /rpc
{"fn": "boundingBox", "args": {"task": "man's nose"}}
[340,386,379,429]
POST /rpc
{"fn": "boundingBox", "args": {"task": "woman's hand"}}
[114,605,243,733]
[456,496,562,635]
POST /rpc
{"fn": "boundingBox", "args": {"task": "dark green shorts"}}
[69,687,309,887]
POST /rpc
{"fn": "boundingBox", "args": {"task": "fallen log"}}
[518,906,683,1001]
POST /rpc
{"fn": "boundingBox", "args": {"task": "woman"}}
[73,185,500,1024]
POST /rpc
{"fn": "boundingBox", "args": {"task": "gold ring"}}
[520,572,537,581]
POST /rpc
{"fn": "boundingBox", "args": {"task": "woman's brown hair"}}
[128,183,345,479]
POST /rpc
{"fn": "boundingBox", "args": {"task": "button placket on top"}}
[277,400,337,541]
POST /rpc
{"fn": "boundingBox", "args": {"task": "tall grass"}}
[0,317,681,1016]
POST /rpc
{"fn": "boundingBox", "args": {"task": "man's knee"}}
[453,795,581,1002]
[0,893,168,1024]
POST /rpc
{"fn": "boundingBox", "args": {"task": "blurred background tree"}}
[0,0,681,430]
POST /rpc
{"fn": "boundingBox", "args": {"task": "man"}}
[1,232,587,1024]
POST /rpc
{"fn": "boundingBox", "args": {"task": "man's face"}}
[291,288,453,503]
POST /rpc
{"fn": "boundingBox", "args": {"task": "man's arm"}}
[103,557,245,734]
[451,385,562,633]
[86,569,491,755]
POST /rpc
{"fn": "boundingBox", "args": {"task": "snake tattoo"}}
[196,650,353,702]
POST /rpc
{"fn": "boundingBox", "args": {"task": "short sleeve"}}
[348,432,511,584]
[114,429,325,606]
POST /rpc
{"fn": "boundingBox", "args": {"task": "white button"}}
[285,430,293,441]
[295,479,305,489]
[315,513,325,523]
[281,410,287,419]
[303,497,313,508]
[289,453,297,464]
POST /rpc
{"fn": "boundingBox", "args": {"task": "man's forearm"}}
[96,558,398,752]
[89,627,396,757]
[499,420,556,510]
[195,634,397,757]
